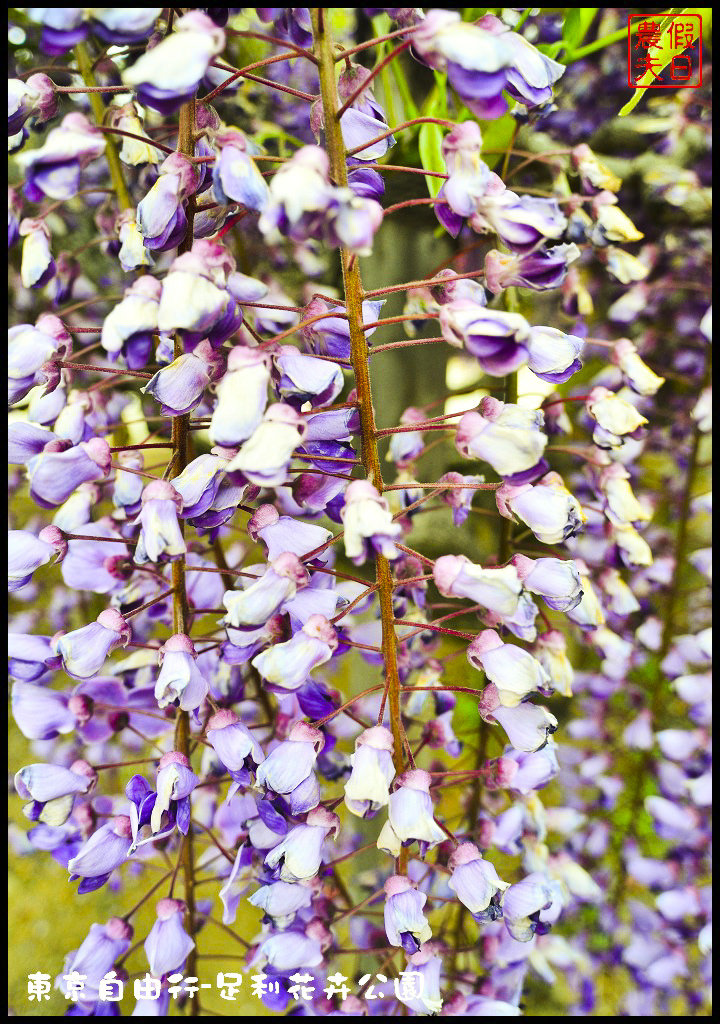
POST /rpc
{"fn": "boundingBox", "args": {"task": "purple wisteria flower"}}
[455,396,548,480]
[344,725,396,817]
[341,480,402,565]
[259,145,383,256]
[207,709,265,789]
[301,295,384,359]
[264,806,340,882]
[485,244,580,294]
[440,303,531,376]
[54,608,132,679]
[144,899,194,976]
[433,554,521,616]
[8,525,66,591]
[101,275,161,369]
[123,11,225,114]
[8,313,71,406]
[511,554,583,612]
[383,874,432,954]
[447,841,509,921]
[8,73,57,138]
[252,614,338,692]
[210,346,271,445]
[497,473,587,545]
[335,63,396,161]
[413,11,564,119]
[377,769,446,857]
[223,553,309,628]
[255,722,324,814]
[467,629,550,707]
[136,152,202,251]
[134,480,186,564]
[26,437,112,509]
[16,113,104,201]
[15,759,96,827]
[19,217,55,289]
[211,126,270,211]
[502,872,557,941]
[143,339,222,416]
[56,917,133,1005]
[67,814,133,894]
[154,633,209,711]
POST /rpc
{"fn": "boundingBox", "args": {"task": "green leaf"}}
[562,8,599,52]
[536,40,564,58]
[418,121,445,198]
[479,111,516,171]
[619,9,710,116]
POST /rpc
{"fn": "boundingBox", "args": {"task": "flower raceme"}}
[7,6,710,1019]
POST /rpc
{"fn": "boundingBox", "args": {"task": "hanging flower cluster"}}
[8,7,711,1018]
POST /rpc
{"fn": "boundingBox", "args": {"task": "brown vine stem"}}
[74,42,132,211]
[312,7,407,874]
[170,95,198,1018]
